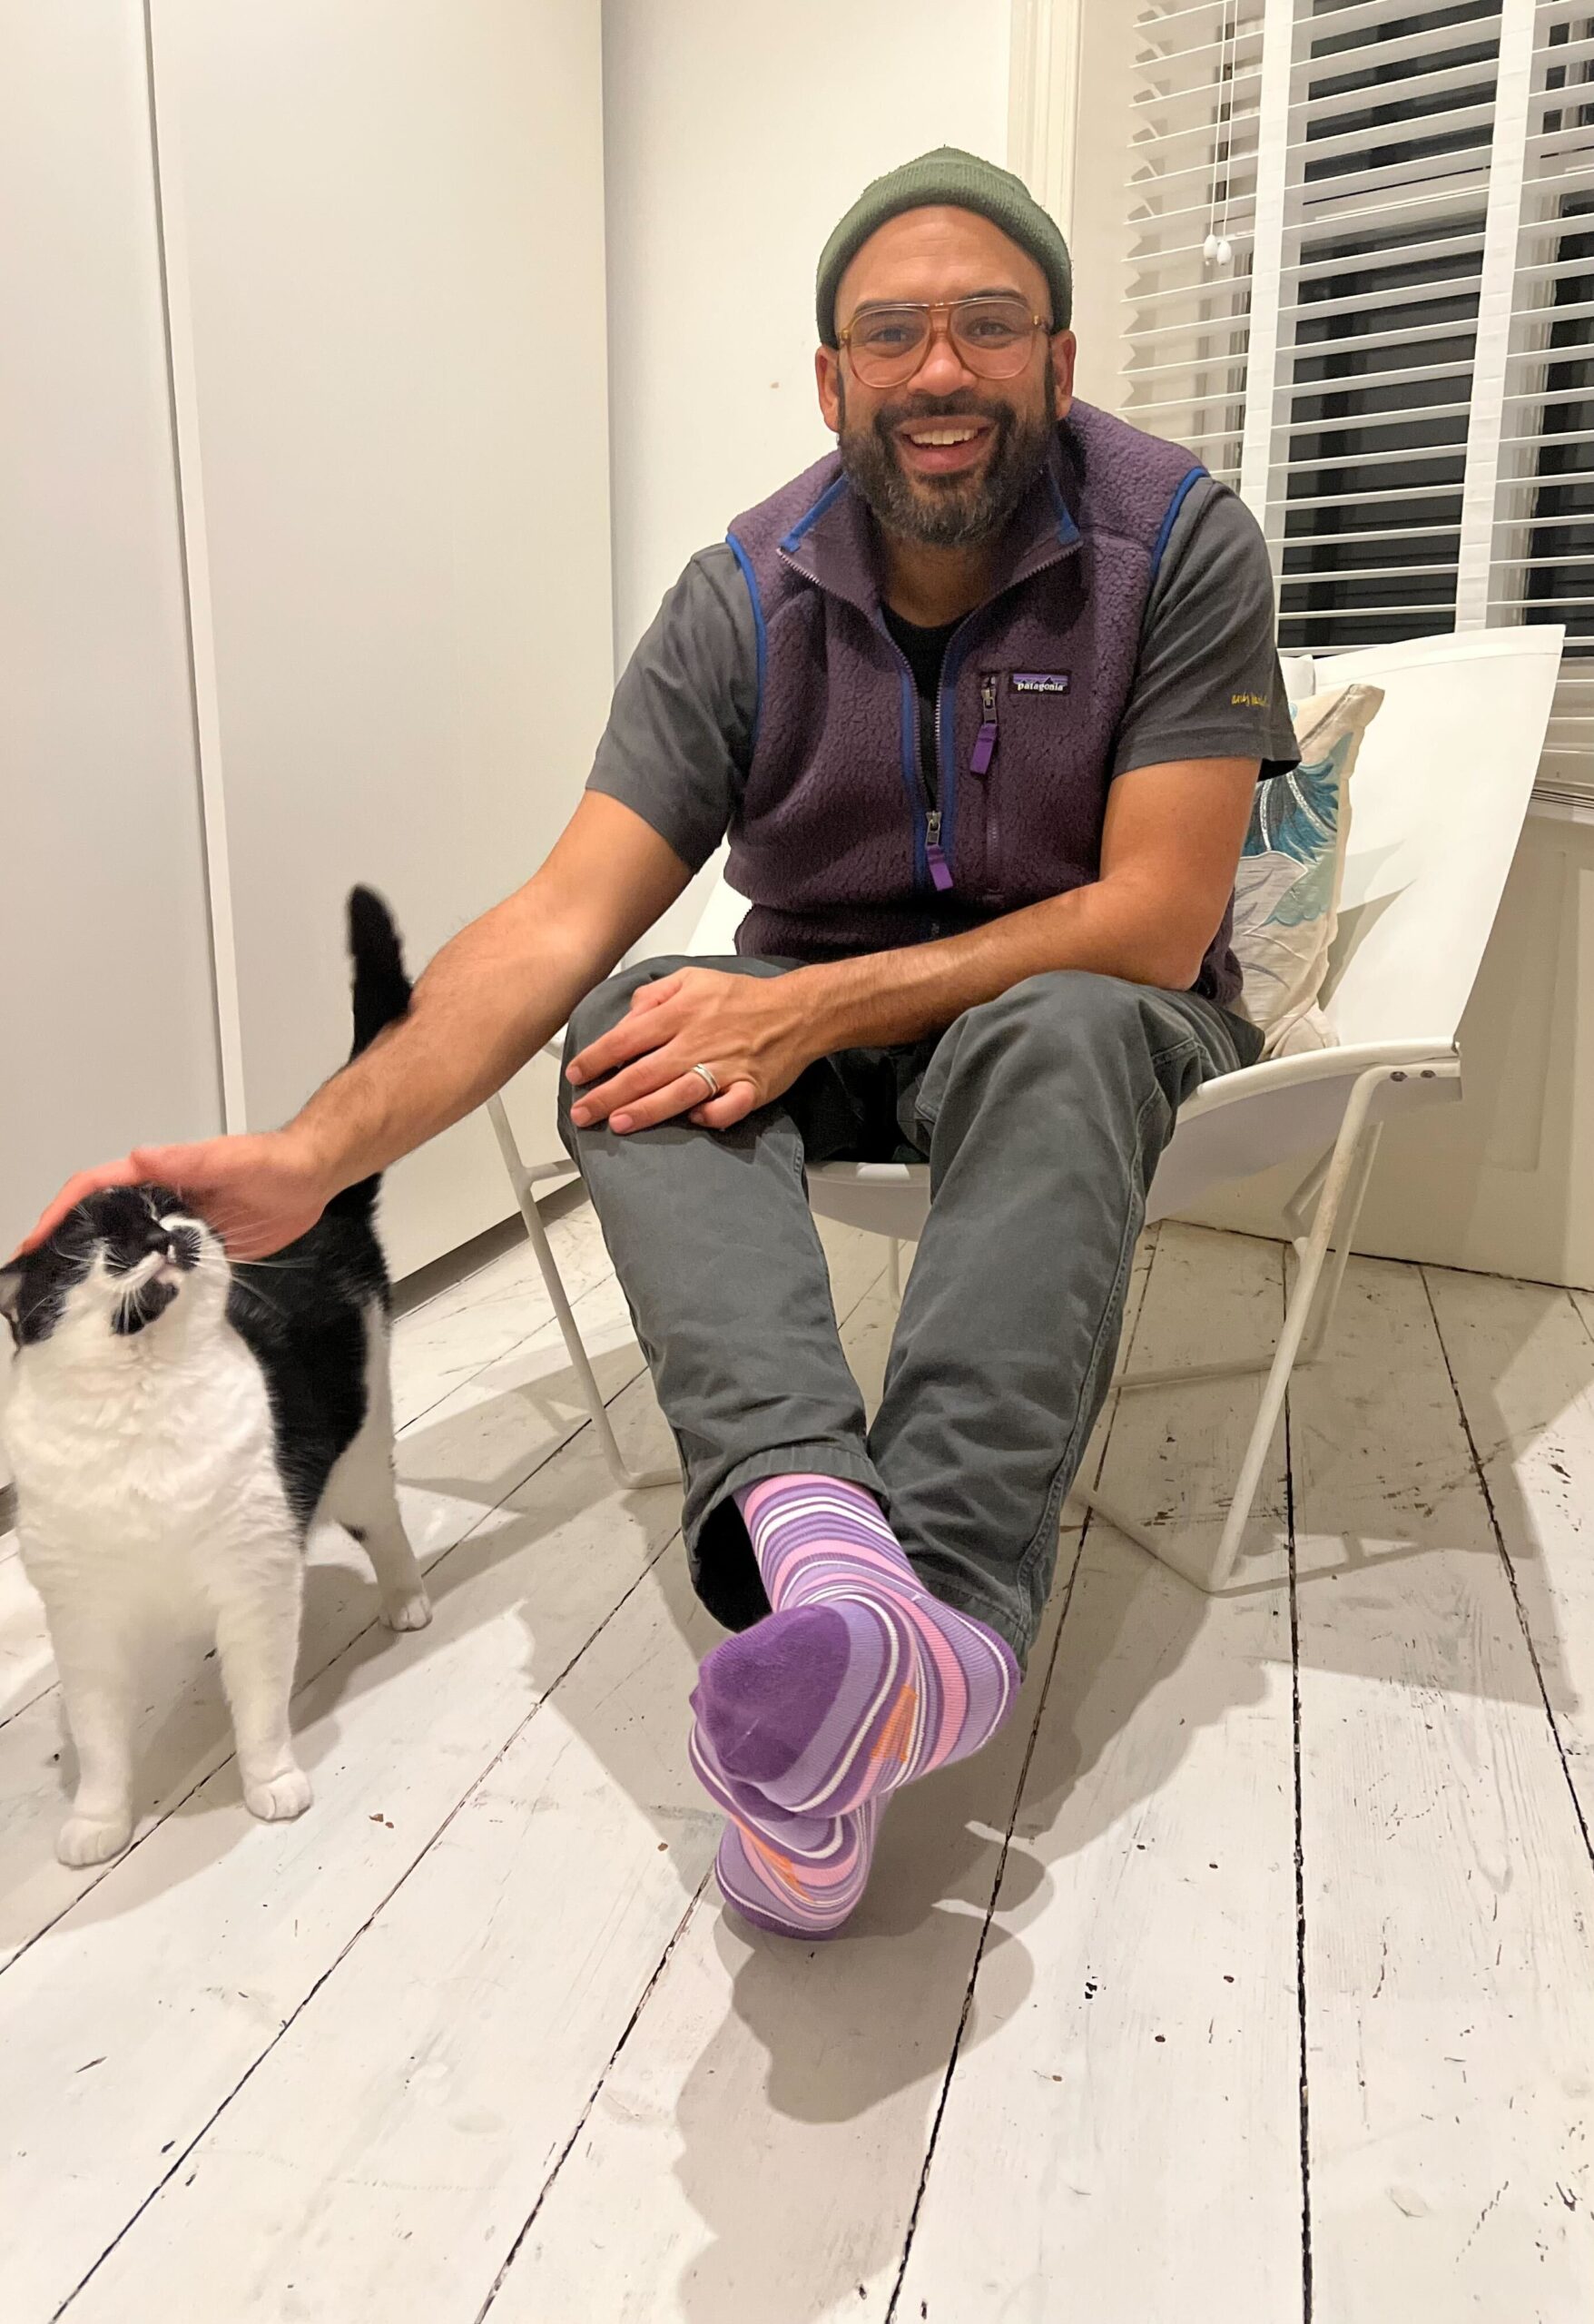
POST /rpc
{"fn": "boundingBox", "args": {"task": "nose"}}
[907,320,979,399]
[143,1226,173,1258]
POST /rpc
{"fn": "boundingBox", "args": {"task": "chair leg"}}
[1083,1067,1387,1594]
[1297,1120,1382,1367]
[1107,1122,1383,1394]
[486,1098,678,1494]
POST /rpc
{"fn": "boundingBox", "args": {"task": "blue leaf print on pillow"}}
[1243,734,1348,928]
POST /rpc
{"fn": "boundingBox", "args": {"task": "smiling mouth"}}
[891,415,997,478]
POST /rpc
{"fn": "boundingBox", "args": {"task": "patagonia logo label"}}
[1011,672,1071,695]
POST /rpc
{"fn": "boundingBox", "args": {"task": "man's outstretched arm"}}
[15,796,691,1259]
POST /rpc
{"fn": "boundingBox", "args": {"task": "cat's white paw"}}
[58,1811,133,1867]
[381,1590,432,1632]
[244,1767,313,1822]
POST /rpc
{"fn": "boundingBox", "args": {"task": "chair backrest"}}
[1307,625,1560,1048]
[685,861,745,955]
[684,625,1563,1050]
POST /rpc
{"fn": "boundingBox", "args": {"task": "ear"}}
[815,344,842,438]
[0,1263,22,1341]
[1050,329,1077,421]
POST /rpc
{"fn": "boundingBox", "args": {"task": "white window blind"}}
[1114,0,1593,806]
[1491,2,1594,805]
[1122,2,1268,487]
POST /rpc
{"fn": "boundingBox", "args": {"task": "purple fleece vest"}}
[723,399,1241,1007]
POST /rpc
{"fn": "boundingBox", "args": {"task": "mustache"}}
[871,391,1016,434]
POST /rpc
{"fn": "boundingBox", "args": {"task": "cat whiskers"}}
[228,1270,291,1326]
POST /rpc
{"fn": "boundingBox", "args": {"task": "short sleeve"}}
[1111,479,1301,781]
[585,543,758,871]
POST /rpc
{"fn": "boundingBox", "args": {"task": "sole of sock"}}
[713,1802,879,1940]
[688,1723,878,1938]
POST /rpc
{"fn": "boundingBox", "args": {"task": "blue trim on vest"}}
[779,474,850,554]
[1046,469,1082,548]
[1151,466,1207,576]
[895,661,930,891]
[937,621,979,877]
[725,530,767,754]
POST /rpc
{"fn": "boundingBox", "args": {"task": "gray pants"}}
[558,958,1260,1665]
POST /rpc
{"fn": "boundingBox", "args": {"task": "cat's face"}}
[0,1185,225,1353]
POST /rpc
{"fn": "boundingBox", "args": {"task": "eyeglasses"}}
[837,294,1053,388]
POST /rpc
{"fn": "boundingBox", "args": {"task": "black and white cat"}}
[0,888,430,1866]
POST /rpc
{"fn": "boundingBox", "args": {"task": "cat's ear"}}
[0,1264,21,1341]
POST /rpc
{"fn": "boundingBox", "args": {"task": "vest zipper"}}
[971,674,999,773]
[878,630,932,897]
[932,631,968,894]
[931,684,950,893]
[925,808,952,892]
[970,674,1000,897]
[933,611,996,887]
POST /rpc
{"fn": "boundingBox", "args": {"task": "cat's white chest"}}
[4,1318,286,1570]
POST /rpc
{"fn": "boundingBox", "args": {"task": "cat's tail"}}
[347,885,412,1060]
[325,886,413,1225]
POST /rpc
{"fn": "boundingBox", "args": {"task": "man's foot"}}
[689,1720,879,1938]
[693,1475,1019,1819]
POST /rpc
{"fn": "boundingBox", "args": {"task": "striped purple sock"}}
[689,1718,879,1939]
[693,1474,1019,1822]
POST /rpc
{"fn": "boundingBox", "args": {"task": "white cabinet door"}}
[148,0,612,1275]
[0,3,223,1250]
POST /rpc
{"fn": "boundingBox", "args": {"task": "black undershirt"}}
[881,605,959,808]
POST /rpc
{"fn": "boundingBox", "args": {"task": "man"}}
[22,151,1297,1939]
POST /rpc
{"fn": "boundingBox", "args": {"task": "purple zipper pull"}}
[969,674,998,776]
[926,811,954,892]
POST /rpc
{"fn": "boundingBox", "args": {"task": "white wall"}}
[148,0,613,1279]
[0,5,223,1250]
[601,0,1013,955]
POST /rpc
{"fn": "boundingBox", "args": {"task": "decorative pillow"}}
[1230,681,1385,1058]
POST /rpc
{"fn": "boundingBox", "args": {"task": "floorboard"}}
[1422,1265,1594,1838]
[894,1224,1304,2324]
[1289,1256,1594,2320]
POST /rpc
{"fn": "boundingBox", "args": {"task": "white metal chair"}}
[488,624,1562,1593]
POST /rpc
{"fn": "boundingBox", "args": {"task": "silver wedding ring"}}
[690,1062,721,1100]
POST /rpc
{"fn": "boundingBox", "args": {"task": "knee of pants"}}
[967,970,1153,1065]
[558,955,694,1149]
[919,971,1163,1134]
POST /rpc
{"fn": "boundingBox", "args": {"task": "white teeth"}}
[908,426,979,447]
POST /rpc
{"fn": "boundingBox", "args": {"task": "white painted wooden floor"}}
[4,1205,1593,2323]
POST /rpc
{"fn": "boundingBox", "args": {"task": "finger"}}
[566,1001,683,1088]
[610,1072,722,1135]
[10,1159,143,1256]
[688,1080,761,1131]
[625,976,682,1016]
[127,1142,227,1194]
[569,1048,688,1128]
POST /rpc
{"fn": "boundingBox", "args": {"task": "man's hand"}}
[566,969,816,1135]
[11,1128,337,1263]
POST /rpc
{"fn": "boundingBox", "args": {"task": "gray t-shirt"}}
[588,475,1298,873]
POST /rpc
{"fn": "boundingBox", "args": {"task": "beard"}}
[837,379,1056,550]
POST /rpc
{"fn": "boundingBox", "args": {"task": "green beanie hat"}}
[815,145,1072,348]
